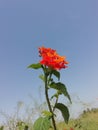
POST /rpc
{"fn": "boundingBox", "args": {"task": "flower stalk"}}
[44,71,57,130]
[28,46,71,130]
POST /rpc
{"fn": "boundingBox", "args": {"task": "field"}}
[56,108,98,130]
[0,108,98,130]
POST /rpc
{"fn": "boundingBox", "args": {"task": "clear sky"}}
[0,0,98,120]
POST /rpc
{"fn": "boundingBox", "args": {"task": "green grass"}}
[55,108,98,130]
[1,108,98,130]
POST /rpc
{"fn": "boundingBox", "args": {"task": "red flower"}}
[39,46,68,70]
[70,128,74,130]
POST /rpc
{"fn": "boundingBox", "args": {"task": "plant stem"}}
[44,73,57,130]
[53,97,58,112]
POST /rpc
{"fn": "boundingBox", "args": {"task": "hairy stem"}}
[44,73,57,130]
[53,97,58,112]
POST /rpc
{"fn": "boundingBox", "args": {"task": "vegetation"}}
[56,108,98,130]
[0,47,98,130]
[0,107,98,130]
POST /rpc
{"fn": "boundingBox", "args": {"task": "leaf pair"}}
[34,103,70,130]
[28,63,60,80]
[50,82,71,124]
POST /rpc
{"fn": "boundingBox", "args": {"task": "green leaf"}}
[52,70,60,80]
[51,91,62,100]
[33,117,51,130]
[51,93,59,99]
[50,82,72,103]
[55,103,70,124]
[28,63,42,69]
[39,74,45,82]
[42,110,52,117]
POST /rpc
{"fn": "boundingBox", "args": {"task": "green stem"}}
[44,72,57,130]
[53,97,58,112]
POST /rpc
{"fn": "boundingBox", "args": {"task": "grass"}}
[56,108,98,130]
[0,107,98,130]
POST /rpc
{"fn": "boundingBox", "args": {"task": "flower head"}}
[38,46,68,70]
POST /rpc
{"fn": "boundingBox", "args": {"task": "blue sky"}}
[0,0,98,119]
